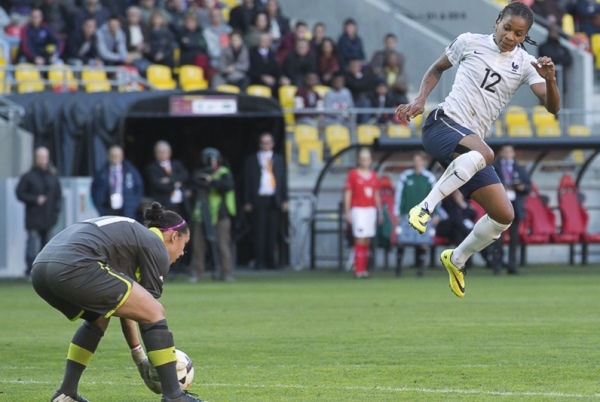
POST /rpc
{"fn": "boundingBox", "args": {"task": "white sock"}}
[420,151,486,212]
[452,214,510,268]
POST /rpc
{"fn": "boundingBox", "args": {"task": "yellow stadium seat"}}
[572,150,585,164]
[279,84,298,125]
[220,0,239,7]
[147,64,177,90]
[504,105,529,126]
[387,124,411,138]
[0,69,10,94]
[532,105,558,127]
[312,85,330,98]
[294,124,319,143]
[247,84,272,98]
[15,64,45,93]
[568,125,591,137]
[81,68,111,92]
[493,119,503,137]
[216,84,240,93]
[220,7,231,23]
[297,139,323,165]
[48,65,78,92]
[591,34,600,70]
[562,13,575,36]
[286,138,292,163]
[357,124,381,144]
[325,125,351,156]
[507,124,533,137]
[179,65,208,91]
[536,124,561,137]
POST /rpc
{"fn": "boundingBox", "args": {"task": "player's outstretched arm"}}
[395,51,453,122]
[530,56,560,115]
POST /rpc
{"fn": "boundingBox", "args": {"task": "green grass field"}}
[2,264,600,402]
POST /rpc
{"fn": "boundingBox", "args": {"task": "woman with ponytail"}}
[395,2,560,298]
[31,202,205,402]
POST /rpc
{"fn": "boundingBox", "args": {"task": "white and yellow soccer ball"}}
[149,349,195,391]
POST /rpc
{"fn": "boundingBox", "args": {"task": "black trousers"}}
[252,196,280,269]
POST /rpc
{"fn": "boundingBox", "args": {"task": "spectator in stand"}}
[344,58,375,123]
[71,0,110,34]
[322,72,354,127]
[531,0,565,25]
[178,10,210,71]
[309,21,325,54]
[337,18,365,72]
[203,7,232,69]
[145,10,175,68]
[282,38,317,87]
[212,30,250,90]
[90,145,144,220]
[229,0,260,35]
[566,0,600,37]
[167,0,187,35]
[66,17,102,66]
[369,33,405,79]
[276,20,308,65]
[197,0,220,29]
[39,0,71,42]
[139,0,169,28]
[294,72,322,126]
[538,24,572,92]
[265,0,289,48]
[317,37,339,86]
[382,52,409,105]
[15,146,62,277]
[123,6,148,69]
[248,32,288,91]
[96,15,127,66]
[367,79,397,126]
[19,8,63,65]
[244,11,270,48]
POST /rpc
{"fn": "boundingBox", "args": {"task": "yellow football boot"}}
[440,249,465,298]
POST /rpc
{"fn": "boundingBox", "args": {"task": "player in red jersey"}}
[344,148,382,278]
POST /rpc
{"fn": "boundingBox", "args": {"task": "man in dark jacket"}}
[16,146,62,276]
[243,132,288,270]
[65,18,102,66]
[91,145,144,220]
[489,145,531,275]
[19,8,63,65]
[249,33,287,91]
[282,38,317,87]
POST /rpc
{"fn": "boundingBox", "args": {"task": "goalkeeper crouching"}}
[31,202,204,402]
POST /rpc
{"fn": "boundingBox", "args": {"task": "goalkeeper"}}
[31,202,204,402]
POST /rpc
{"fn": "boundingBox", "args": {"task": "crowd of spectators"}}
[0,0,412,121]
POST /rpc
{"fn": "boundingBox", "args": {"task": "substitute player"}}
[344,148,382,278]
[395,2,559,297]
[31,202,204,402]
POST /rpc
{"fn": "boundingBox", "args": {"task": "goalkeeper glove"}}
[131,344,161,394]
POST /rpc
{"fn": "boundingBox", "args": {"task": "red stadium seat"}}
[557,174,600,264]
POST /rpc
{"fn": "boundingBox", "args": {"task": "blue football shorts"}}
[421,108,500,198]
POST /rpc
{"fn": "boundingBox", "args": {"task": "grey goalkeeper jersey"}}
[34,216,170,298]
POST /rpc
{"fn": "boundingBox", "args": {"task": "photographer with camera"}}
[488,145,531,275]
[189,148,237,282]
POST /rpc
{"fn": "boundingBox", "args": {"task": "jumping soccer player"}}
[395,2,559,297]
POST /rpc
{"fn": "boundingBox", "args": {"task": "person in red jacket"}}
[344,148,382,278]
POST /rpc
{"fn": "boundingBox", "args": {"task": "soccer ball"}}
[149,349,195,391]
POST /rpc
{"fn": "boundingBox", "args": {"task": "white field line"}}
[1,379,599,399]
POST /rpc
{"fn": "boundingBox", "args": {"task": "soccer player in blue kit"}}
[395,2,560,298]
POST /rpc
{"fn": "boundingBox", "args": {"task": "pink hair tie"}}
[158,220,187,232]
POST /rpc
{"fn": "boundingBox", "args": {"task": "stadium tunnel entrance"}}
[309,137,600,269]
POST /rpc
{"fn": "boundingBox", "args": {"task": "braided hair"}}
[496,2,537,49]
[144,202,189,234]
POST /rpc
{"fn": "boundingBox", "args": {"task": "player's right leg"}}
[410,110,493,234]
[115,282,204,401]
